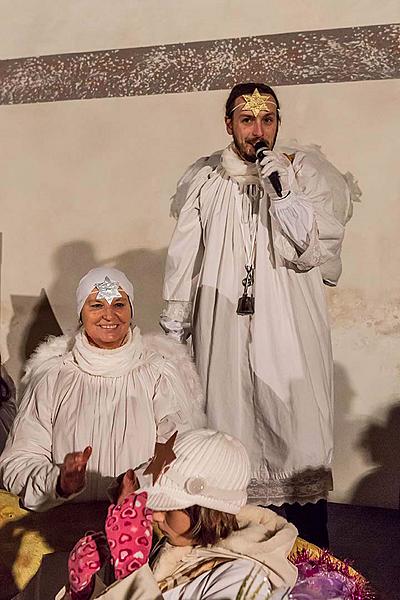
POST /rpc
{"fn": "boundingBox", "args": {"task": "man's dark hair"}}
[225,82,280,118]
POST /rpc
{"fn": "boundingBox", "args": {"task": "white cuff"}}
[161,300,192,322]
[159,313,191,344]
[270,192,315,250]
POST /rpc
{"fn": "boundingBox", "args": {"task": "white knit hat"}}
[141,429,251,515]
[76,267,134,316]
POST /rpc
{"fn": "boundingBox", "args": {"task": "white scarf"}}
[220,143,261,189]
[72,326,144,377]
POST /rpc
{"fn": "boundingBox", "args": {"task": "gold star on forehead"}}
[143,431,178,485]
[241,89,276,117]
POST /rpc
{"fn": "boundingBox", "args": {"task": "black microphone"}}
[254,141,282,198]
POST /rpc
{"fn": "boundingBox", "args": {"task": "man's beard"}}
[232,129,278,163]
[232,133,259,163]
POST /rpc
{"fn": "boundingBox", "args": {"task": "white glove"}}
[159,317,190,344]
[259,151,293,199]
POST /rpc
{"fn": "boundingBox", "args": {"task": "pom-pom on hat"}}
[141,429,251,515]
[76,267,134,317]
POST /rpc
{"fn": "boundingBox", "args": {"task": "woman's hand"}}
[58,446,92,497]
[68,531,110,600]
[105,491,153,581]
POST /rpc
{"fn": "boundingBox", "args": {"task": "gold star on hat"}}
[143,431,178,485]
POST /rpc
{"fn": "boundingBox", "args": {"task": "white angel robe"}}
[162,143,352,505]
[0,327,205,511]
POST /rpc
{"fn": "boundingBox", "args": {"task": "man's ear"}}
[225,116,233,136]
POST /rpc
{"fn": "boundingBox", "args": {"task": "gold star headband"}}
[231,88,277,117]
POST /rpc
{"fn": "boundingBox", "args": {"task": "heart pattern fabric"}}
[105,491,153,580]
[68,531,108,597]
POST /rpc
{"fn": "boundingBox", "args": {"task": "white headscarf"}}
[76,267,134,316]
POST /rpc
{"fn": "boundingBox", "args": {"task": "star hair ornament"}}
[94,276,122,304]
[143,431,178,485]
[231,88,277,117]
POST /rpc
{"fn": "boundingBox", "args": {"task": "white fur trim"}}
[143,333,206,428]
[153,543,193,582]
[170,151,222,219]
[21,331,205,427]
[22,335,71,385]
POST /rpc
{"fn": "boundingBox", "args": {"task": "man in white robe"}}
[160,83,353,547]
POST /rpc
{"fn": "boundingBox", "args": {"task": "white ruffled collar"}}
[72,326,144,377]
[220,143,261,188]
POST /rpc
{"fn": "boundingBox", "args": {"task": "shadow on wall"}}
[334,362,400,510]
[350,401,400,510]
[48,241,99,334]
[333,362,360,491]
[5,241,168,389]
[5,292,63,385]
[110,247,167,335]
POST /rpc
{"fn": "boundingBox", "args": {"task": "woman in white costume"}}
[61,429,298,600]
[0,267,204,512]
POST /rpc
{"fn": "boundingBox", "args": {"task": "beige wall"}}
[1,0,399,57]
[1,0,399,507]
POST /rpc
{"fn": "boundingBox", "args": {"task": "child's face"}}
[152,510,192,546]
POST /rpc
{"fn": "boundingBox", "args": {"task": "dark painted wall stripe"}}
[0,24,399,105]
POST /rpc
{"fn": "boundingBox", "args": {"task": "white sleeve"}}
[153,357,205,442]
[269,193,315,251]
[0,367,82,511]
[269,151,347,285]
[161,169,209,338]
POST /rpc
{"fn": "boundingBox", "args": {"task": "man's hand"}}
[58,446,92,497]
[259,151,292,198]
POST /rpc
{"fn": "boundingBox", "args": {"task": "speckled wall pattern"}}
[0,23,398,105]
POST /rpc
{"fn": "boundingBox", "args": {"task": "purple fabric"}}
[290,549,373,600]
[291,566,357,599]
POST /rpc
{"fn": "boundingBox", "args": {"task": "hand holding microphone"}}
[255,141,292,199]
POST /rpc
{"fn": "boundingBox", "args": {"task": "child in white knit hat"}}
[62,429,298,600]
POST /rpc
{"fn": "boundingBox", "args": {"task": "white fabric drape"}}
[161,145,349,504]
[0,328,196,511]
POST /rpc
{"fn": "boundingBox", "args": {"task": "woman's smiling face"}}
[81,289,132,349]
